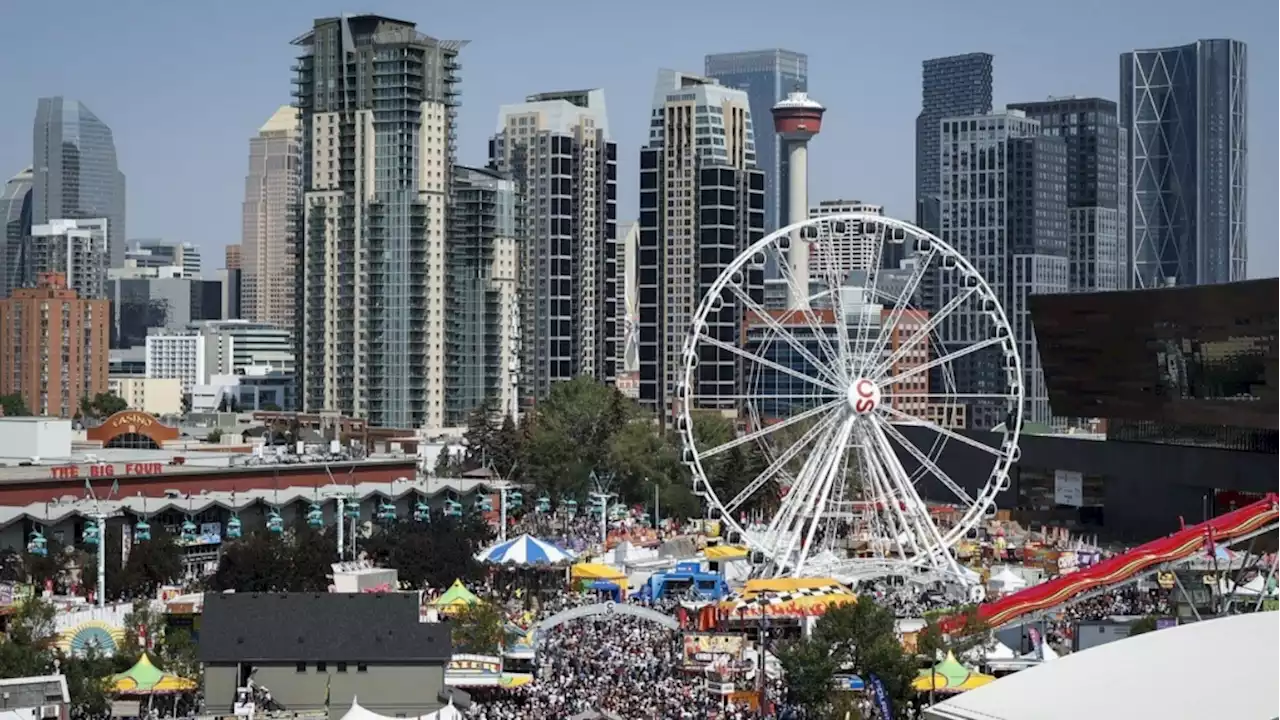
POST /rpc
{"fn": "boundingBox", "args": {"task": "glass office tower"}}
[1120,39,1248,287]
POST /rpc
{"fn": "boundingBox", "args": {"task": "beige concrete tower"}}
[772,92,825,310]
[241,105,300,328]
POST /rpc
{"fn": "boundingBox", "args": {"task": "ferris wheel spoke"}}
[880,404,1012,460]
[874,414,977,507]
[810,237,856,372]
[769,245,847,373]
[697,399,840,460]
[877,335,1006,388]
[870,286,978,379]
[883,393,1012,400]
[697,332,842,394]
[856,426,923,559]
[726,281,846,387]
[723,410,840,514]
[764,417,843,543]
[858,247,938,377]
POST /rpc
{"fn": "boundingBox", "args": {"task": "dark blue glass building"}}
[1120,39,1248,288]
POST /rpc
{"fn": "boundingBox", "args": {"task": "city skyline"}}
[0,1,1271,279]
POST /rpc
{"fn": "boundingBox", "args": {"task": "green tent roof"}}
[432,579,480,609]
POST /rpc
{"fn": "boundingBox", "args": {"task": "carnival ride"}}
[946,494,1280,631]
[679,213,1024,595]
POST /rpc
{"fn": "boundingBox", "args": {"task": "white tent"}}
[988,568,1027,593]
[963,637,1018,664]
[341,697,464,720]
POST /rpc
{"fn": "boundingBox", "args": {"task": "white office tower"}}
[292,15,465,429]
[28,218,109,300]
[489,89,618,406]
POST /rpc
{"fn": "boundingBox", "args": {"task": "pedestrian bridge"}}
[534,601,679,637]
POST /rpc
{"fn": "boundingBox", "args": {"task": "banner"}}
[1053,470,1084,507]
[869,674,894,720]
[681,633,745,669]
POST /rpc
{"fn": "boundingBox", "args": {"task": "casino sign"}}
[86,411,181,450]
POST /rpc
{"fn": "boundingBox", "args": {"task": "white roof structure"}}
[926,612,1280,720]
[341,697,462,720]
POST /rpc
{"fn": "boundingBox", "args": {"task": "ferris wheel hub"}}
[847,378,881,415]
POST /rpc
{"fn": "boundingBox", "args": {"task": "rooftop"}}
[198,592,451,664]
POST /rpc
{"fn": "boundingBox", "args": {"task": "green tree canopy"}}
[0,393,30,417]
[520,377,637,499]
[448,600,505,655]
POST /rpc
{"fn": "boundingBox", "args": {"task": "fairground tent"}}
[432,580,481,611]
[341,697,463,720]
[912,651,996,693]
[107,654,197,695]
[479,534,575,565]
[570,563,627,583]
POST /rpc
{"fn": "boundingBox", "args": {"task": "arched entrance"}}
[534,602,679,638]
[86,411,180,449]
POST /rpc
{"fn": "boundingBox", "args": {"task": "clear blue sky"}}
[0,0,1274,276]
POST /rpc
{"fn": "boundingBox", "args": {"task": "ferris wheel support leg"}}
[758,424,834,576]
[866,421,971,585]
[856,427,919,564]
[790,415,858,576]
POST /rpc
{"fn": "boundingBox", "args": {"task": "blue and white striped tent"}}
[478,534,575,565]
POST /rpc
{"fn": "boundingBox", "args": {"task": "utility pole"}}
[83,478,118,608]
[587,471,617,548]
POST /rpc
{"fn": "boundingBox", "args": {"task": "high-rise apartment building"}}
[242,106,301,327]
[915,54,994,238]
[32,98,126,268]
[1121,39,1248,287]
[705,50,808,234]
[638,70,765,420]
[615,220,640,399]
[1,167,33,298]
[292,15,464,429]
[809,200,886,279]
[446,165,521,424]
[1009,98,1128,292]
[225,244,241,271]
[28,219,109,301]
[938,111,1068,429]
[489,89,617,403]
[0,272,109,418]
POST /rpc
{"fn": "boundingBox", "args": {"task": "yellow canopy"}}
[108,654,197,695]
[704,545,749,561]
[571,562,627,582]
[432,579,481,609]
[740,577,848,597]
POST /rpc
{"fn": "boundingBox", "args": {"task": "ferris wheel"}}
[677,213,1024,591]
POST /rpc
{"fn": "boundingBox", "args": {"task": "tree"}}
[489,415,521,480]
[0,597,56,678]
[209,526,337,593]
[113,526,183,601]
[432,447,452,478]
[0,393,30,417]
[1129,615,1160,636]
[362,515,490,590]
[261,402,282,412]
[520,377,636,498]
[206,428,224,443]
[463,404,496,470]
[775,599,918,715]
[917,605,990,661]
[448,600,505,654]
[60,647,117,719]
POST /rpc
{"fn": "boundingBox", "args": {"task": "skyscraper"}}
[292,15,464,429]
[638,70,765,420]
[705,49,808,234]
[446,165,521,423]
[0,167,32,297]
[938,111,1068,429]
[1121,39,1248,287]
[915,54,993,237]
[489,89,617,404]
[28,218,109,301]
[32,97,126,268]
[1009,98,1127,293]
[242,106,301,327]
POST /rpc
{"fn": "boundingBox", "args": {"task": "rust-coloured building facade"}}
[0,272,109,417]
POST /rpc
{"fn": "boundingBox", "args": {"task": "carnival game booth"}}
[431,580,481,615]
[705,578,857,632]
[570,562,628,599]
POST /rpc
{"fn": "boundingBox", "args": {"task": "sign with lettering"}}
[49,462,168,480]
[110,412,156,432]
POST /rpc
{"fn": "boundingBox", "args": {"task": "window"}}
[337,662,348,673]
[317,662,327,672]
[295,662,306,673]
[357,663,368,673]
